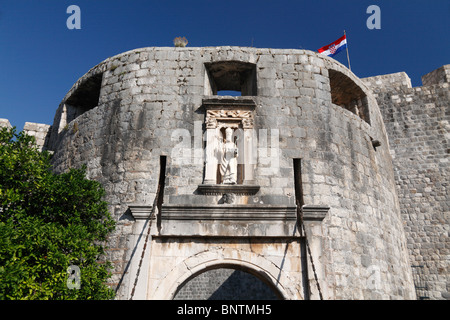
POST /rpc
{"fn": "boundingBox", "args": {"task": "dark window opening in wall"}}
[64,72,103,123]
[329,69,370,124]
[156,155,167,232]
[205,61,257,96]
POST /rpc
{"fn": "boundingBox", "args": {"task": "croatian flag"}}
[318,35,347,57]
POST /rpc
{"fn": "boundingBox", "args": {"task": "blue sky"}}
[1,0,449,129]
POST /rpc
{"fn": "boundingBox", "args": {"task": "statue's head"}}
[225,127,233,142]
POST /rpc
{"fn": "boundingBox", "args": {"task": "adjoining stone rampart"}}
[422,65,450,87]
[363,64,449,300]
[0,118,12,129]
[0,119,51,151]
[362,71,412,93]
[23,122,51,151]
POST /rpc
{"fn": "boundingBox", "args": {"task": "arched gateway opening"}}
[173,265,283,300]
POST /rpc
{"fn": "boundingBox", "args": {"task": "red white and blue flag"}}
[318,35,347,57]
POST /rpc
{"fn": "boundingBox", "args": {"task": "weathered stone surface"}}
[421,65,450,86]
[7,47,448,300]
[363,67,449,300]
[0,120,52,151]
[44,47,417,300]
[23,122,51,151]
[0,118,12,129]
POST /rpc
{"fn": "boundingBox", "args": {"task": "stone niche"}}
[200,96,259,199]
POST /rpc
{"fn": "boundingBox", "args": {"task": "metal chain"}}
[129,187,160,300]
[298,205,323,300]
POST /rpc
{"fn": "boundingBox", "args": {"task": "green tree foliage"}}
[0,127,115,299]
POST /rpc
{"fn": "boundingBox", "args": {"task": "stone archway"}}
[172,265,283,300]
[149,247,302,300]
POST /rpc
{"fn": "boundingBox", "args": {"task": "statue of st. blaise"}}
[219,127,238,184]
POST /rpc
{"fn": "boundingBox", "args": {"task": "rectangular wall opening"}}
[293,158,311,300]
[329,69,370,124]
[64,72,103,124]
[156,155,167,232]
[204,61,257,96]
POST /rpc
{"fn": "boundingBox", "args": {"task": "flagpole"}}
[344,30,352,71]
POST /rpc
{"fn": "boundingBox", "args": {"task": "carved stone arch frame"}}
[150,248,302,300]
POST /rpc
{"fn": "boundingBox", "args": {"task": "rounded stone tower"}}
[47,46,416,300]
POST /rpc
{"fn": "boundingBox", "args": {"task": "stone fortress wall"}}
[0,120,50,151]
[1,47,447,300]
[362,65,449,300]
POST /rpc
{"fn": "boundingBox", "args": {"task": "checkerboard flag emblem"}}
[329,44,337,55]
[318,35,347,57]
